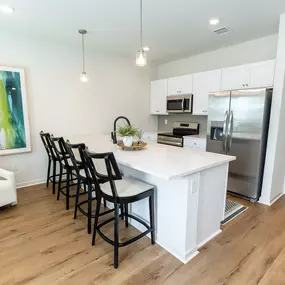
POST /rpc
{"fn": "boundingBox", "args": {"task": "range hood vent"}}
[213,26,230,35]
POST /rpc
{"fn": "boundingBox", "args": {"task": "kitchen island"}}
[71,134,235,264]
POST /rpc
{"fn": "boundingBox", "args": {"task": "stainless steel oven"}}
[167,94,193,113]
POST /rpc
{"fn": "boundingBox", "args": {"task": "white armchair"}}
[0,168,17,207]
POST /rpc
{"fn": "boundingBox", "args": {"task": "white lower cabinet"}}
[184,137,206,150]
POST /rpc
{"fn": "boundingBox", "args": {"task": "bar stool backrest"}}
[84,148,122,200]
[65,140,86,179]
[39,131,56,159]
[50,136,72,168]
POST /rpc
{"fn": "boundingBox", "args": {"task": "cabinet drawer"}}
[184,138,206,150]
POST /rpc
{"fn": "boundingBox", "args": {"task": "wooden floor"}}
[1,184,285,285]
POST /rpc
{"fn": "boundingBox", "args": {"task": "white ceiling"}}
[1,0,285,63]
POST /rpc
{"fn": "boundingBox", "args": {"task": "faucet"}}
[111,116,131,144]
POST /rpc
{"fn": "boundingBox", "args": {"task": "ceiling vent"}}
[213,26,230,35]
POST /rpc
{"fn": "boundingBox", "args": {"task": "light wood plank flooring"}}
[1,184,285,285]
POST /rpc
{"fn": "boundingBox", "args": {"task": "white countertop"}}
[69,134,235,180]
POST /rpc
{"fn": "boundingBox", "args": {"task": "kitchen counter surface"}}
[69,134,235,180]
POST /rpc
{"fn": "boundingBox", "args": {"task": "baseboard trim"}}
[197,229,222,249]
[258,197,271,206]
[16,179,46,189]
[259,192,284,206]
[270,192,284,206]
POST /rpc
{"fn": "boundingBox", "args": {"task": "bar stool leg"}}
[57,165,63,200]
[120,204,124,220]
[66,171,70,210]
[46,157,51,188]
[114,203,120,269]
[52,161,57,194]
[149,192,155,245]
[87,182,92,234]
[92,194,101,245]
[74,178,81,219]
[125,204,129,228]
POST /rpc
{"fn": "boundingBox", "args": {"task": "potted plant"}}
[117,124,139,147]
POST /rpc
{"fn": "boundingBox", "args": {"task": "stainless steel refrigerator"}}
[206,88,272,202]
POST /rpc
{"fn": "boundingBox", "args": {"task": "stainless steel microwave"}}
[167,94,193,113]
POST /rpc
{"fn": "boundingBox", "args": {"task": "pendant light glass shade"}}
[80,72,89,82]
[136,49,147,66]
[79,29,88,82]
[136,0,147,67]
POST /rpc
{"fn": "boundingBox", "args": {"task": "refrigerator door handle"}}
[222,111,229,151]
[227,111,234,152]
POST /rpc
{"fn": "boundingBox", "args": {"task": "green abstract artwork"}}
[0,66,31,155]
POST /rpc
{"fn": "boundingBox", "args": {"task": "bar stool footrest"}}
[78,198,114,218]
[96,213,152,247]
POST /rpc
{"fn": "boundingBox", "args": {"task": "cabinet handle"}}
[177,90,181,93]
[246,84,248,87]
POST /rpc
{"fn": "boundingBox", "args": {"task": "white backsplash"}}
[157,114,208,135]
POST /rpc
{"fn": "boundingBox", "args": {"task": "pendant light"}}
[79,29,89,82]
[136,0,147,67]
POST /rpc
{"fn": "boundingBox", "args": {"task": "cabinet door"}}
[192,70,222,115]
[249,60,275,88]
[167,74,193,95]
[184,138,207,150]
[150,80,168,115]
[221,65,250,91]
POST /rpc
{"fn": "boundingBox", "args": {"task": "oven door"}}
[167,95,184,113]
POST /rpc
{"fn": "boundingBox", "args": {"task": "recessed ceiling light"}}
[209,18,220,25]
[143,46,150,52]
[0,6,15,14]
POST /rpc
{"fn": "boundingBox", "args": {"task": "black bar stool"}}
[49,136,78,210]
[65,141,112,234]
[84,148,155,269]
[39,131,61,194]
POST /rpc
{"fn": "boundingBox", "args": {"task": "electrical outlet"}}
[165,119,168,125]
[191,179,198,194]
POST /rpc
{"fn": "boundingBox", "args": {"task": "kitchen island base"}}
[121,163,229,264]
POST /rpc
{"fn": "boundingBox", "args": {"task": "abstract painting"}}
[0,66,31,155]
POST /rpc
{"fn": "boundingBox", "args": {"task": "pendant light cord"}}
[140,0,143,48]
[82,33,85,72]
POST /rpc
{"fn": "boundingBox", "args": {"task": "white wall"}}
[154,34,278,79]
[0,32,157,187]
[260,15,285,205]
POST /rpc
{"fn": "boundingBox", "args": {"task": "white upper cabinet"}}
[221,60,276,91]
[167,74,193,95]
[150,79,168,115]
[192,69,222,115]
[221,65,250,91]
[249,60,275,88]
